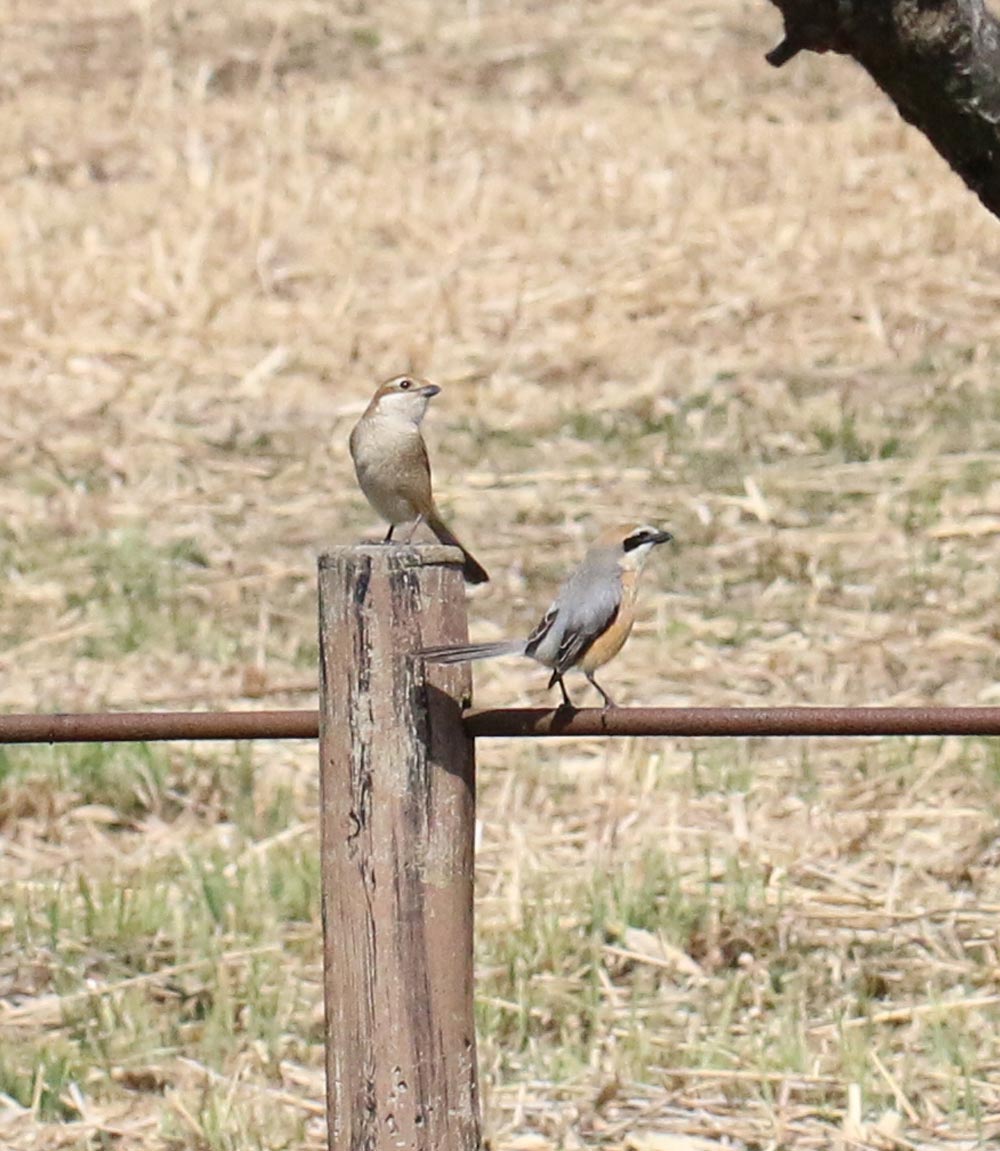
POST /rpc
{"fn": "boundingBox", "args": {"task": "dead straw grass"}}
[2,1,1000,1148]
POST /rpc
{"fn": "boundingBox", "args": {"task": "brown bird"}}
[421,524,672,707]
[349,375,489,584]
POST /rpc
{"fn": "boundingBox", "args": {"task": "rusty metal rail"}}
[0,710,319,744]
[2,706,1000,745]
[463,706,1000,737]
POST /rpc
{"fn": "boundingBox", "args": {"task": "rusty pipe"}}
[0,710,320,744]
[463,706,1000,739]
[1,706,1000,745]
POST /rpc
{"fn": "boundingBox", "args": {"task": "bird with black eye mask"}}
[420,524,673,707]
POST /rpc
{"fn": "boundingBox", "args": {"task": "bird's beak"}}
[419,384,441,399]
[651,529,673,545]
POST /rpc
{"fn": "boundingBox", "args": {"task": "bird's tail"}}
[426,512,490,585]
[418,639,524,664]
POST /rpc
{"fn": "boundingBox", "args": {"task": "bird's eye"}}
[398,378,413,390]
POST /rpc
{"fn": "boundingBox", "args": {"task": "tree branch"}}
[766,0,1000,218]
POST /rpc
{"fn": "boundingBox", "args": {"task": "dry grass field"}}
[2,1,1000,1148]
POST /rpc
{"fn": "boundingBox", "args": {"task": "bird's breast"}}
[350,416,432,523]
[579,570,639,673]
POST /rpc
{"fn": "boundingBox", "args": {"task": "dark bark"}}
[766,1,1000,218]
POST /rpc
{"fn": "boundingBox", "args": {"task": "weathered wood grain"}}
[318,544,479,1151]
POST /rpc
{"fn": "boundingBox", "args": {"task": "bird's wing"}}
[524,604,560,657]
[525,564,622,674]
[394,433,434,506]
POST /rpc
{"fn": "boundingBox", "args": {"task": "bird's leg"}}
[586,671,617,709]
[553,673,575,710]
[383,524,396,544]
[403,515,425,544]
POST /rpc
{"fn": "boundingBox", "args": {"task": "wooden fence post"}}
[318,544,480,1151]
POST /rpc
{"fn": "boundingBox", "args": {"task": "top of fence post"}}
[317,543,480,1151]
